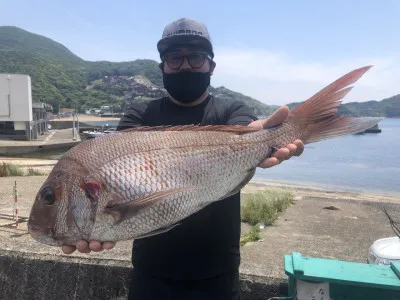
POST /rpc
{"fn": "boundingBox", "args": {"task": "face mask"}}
[163,71,211,103]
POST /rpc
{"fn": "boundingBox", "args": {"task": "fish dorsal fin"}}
[120,124,260,135]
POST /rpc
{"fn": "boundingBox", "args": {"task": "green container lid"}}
[284,252,400,300]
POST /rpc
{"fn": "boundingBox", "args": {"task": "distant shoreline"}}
[244,179,400,204]
[51,115,121,122]
[249,176,400,198]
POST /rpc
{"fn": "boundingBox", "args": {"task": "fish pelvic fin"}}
[286,65,384,144]
[134,223,181,239]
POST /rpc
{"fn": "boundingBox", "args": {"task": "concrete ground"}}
[0,129,81,157]
[0,175,398,279]
[241,185,399,278]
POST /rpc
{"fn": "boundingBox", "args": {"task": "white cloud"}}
[211,48,400,106]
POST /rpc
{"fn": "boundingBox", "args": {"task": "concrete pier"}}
[0,129,80,155]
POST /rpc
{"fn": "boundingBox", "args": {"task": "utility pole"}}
[72,110,76,141]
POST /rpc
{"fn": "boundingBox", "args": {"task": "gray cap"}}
[157,18,214,58]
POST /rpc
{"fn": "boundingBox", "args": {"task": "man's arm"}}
[225,100,258,126]
[117,103,148,131]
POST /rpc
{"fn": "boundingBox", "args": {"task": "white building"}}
[0,74,51,140]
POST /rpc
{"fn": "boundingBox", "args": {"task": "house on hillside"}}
[0,74,53,140]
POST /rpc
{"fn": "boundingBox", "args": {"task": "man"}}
[62,18,304,299]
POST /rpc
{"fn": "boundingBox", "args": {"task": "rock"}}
[323,205,340,210]
[101,75,167,106]
[257,222,265,230]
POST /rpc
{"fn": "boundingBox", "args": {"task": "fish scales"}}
[88,131,270,241]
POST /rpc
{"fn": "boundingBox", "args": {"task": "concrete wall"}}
[14,121,26,130]
[49,121,103,130]
[0,74,32,122]
[0,250,287,300]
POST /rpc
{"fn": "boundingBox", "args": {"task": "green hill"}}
[210,86,273,116]
[0,26,169,112]
[339,95,400,117]
[0,26,85,67]
[0,26,272,115]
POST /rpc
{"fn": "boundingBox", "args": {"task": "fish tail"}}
[285,65,384,144]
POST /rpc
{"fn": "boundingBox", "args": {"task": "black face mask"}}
[163,71,211,103]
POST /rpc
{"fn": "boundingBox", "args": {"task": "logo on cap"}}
[165,29,204,37]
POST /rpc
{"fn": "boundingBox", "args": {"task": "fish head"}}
[28,158,93,247]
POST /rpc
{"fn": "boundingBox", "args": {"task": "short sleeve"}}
[117,102,148,131]
[226,101,258,126]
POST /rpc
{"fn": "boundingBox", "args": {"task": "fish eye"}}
[41,187,55,205]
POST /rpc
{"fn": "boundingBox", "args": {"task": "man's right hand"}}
[62,240,115,254]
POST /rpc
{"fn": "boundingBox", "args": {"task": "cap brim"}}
[157,35,214,58]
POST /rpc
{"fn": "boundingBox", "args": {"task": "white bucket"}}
[368,236,400,265]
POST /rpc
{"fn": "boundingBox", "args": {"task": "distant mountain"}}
[285,94,400,117]
[0,26,273,115]
[209,86,273,116]
[339,95,400,117]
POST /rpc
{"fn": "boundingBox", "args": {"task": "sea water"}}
[254,118,400,196]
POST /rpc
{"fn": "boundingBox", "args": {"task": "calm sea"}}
[84,121,120,127]
[254,118,400,196]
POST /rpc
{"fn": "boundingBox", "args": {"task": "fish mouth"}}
[28,224,81,247]
[28,225,59,246]
[28,224,63,247]
[28,223,51,238]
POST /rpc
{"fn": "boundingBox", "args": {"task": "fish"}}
[27,66,383,247]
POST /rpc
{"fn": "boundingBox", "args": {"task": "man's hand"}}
[248,106,304,168]
[62,240,115,255]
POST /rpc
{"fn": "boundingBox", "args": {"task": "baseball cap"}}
[157,18,214,59]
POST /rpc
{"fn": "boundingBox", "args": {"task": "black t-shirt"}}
[117,95,257,280]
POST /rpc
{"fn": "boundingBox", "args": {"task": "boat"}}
[354,123,382,135]
[81,127,117,139]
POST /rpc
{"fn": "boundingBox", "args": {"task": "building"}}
[0,74,52,140]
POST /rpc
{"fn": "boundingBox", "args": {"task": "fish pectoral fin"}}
[134,223,181,239]
[103,188,186,224]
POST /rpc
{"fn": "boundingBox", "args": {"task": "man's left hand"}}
[248,105,304,168]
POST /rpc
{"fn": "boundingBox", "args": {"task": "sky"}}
[0,0,399,106]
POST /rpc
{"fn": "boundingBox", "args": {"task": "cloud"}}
[211,48,400,106]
